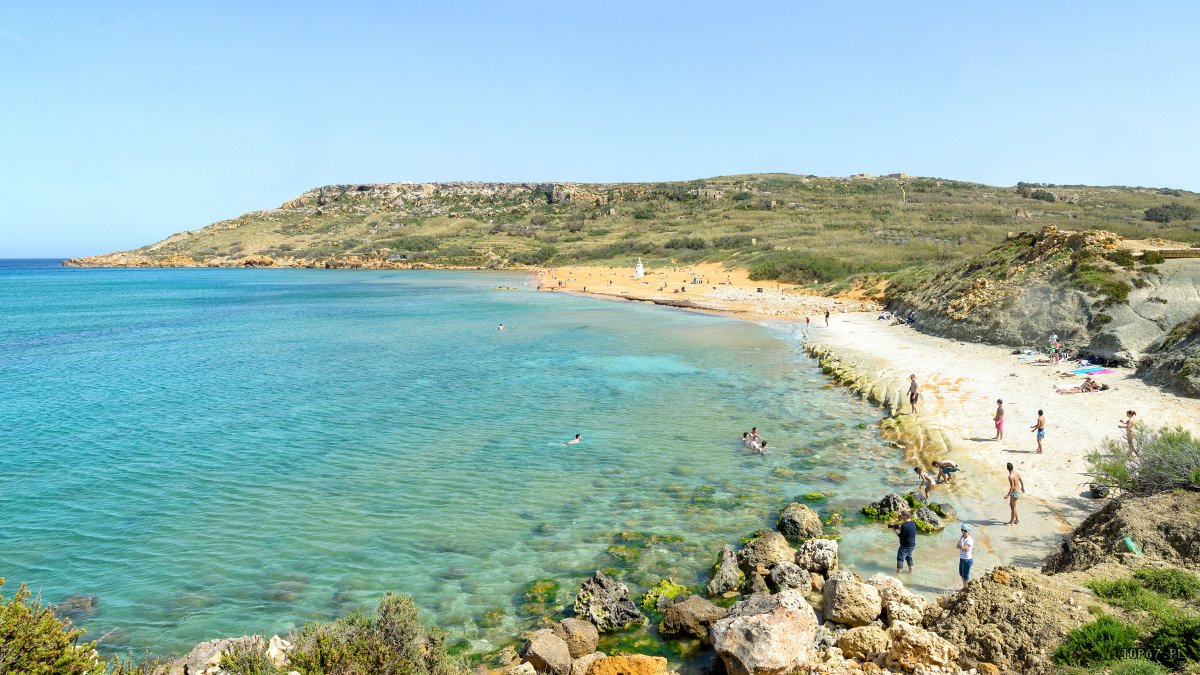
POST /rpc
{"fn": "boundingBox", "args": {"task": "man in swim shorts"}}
[1004,462,1025,525]
[932,459,959,483]
[993,399,1004,441]
[1031,409,1045,454]
[908,374,920,415]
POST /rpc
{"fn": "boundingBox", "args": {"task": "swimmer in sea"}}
[498,324,505,331]
[564,434,582,445]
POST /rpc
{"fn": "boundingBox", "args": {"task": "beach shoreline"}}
[538,263,1200,575]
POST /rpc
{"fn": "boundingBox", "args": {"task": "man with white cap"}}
[957,523,974,589]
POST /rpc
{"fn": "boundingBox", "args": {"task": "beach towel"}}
[1072,366,1105,374]
[1088,368,1115,375]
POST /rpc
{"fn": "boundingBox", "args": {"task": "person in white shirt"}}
[957,523,974,589]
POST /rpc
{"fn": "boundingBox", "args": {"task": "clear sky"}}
[2,1,1198,257]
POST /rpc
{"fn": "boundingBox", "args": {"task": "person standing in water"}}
[993,399,1004,441]
[1004,462,1025,525]
[1119,411,1137,456]
[895,510,917,574]
[915,465,935,501]
[1031,409,1046,454]
[957,523,974,588]
[908,375,920,415]
[824,310,830,327]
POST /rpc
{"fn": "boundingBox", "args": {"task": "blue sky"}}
[2,2,1198,257]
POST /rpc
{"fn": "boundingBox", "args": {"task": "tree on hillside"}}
[1145,203,1199,223]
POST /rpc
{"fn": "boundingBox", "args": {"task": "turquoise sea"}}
[0,260,916,658]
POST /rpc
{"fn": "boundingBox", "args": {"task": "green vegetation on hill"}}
[74,175,1200,286]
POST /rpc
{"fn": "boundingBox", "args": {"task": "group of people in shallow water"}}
[740,427,768,454]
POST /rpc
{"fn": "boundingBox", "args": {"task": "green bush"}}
[0,578,101,675]
[712,235,756,249]
[509,246,556,266]
[1146,203,1199,223]
[1087,578,1177,620]
[632,207,655,220]
[664,236,708,250]
[219,640,282,675]
[1107,250,1137,267]
[1145,615,1200,668]
[1053,616,1144,667]
[390,236,440,252]
[1087,426,1200,496]
[1109,658,1170,675]
[1135,568,1200,600]
[732,191,753,202]
[1030,189,1057,202]
[286,593,466,675]
[1142,251,1167,265]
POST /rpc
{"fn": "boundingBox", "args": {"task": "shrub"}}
[664,237,708,250]
[219,641,281,675]
[1142,251,1167,265]
[1087,426,1200,496]
[1146,203,1199,223]
[1053,616,1144,667]
[0,578,101,675]
[1030,189,1057,202]
[1087,578,1177,620]
[1108,250,1137,267]
[509,246,556,266]
[391,236,439,252]
[287,593,465,675]
[1135,568,1200,600]
[712,235,756,249]
[530,215,549,227]
[632,208,655,220]
[732,191,753,202]
[1109,658,1169,675]
[1145,615,1200,668]
[1094,312,1114,325]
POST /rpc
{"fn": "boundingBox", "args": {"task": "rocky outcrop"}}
[766,562,807,592]
[585,654,666,675]
[794,538,839,578]
[866,574,927,627]
[707,545,744,597]
[1043,491,1200,573]
[1139,313,1200,396]
[708,590,819,675]
[552,618,599,659]
[776,502,823,541]
[658,595,728,639]
[572,572,646,632]
[928,567,1094,674]
[885,621,958,673]
[523,629,573,675]
[570,652,606,675]
[736,531,797,578]
[168,636,264,675]
[822,571,882,627]
[912,506,944,532]
[837,625,890,660]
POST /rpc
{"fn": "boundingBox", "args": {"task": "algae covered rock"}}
[913,506,944,532]
[709,590,819,675]
[822,570,882,627]
[794,538,839,578]
[736,531,797,577]
[572,571,646,632]
[706,545,743,597]
[552,618,599,659]
[776,502,823,541]
[658,594,727,639]
[640,578,687,611]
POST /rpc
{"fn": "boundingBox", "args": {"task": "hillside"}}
[64,175,1200,285]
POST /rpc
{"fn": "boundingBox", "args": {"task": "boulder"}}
[794,538,839,577]
[822,571,882,627]
[767,562,807,591]
[168,636,262,675]
[658,595,727,639]
[865,573,926,627]
[745,572,770,595]
[708,590,819,675]
[640,578,687,611]
[570,653,606,675]
[913,506,944,531]
[706,546,743,597]
[884,621,958,672]
[523,629,572,675]
[776,503,823,541]
[505,663,538,675]
[873,493,907,516]
[809,573,825,593]
[553,618,599,659]
[837,625,890,660]
[585,654,667,675]
[573,571,646,632]
[736,531,797,577]
[266,635,291,668]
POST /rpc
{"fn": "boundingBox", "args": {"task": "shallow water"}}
[1,261,924,656]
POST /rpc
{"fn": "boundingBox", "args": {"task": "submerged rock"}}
[706,545,743,597]
[53,594,99,622]
[572,571,646,632]
[658,594,727,639]
[776,502,823,541]
[708,590,819,675]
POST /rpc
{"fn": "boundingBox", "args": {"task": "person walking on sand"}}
[915,466,935,501]
[895,510,917,574]
[1119,411,1137,456]
[908,374,920,415]
[1004,462,1025,525]
[957,523,974,588]
[1031,410,1046,454]
[993,399,1005,441]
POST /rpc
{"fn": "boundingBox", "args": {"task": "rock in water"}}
[822,571,882,627]
[767,562,807,592]
[572,571,646,632]
[736,531,797,577]
[706,545,743,597]
[874,493,907,516]
[658,595,728,639]
[523,629,573,675]
[914,506,944,531]
[553,618,599,659]
[776,502,823,541]
[53,594,99,622]
[794,538,839,577]
[885,621,959,672]
[708,589,819,675]
[837,625,890,660]
[585,654,667,675]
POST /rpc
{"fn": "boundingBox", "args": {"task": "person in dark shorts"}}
[908,374,920,415]
[895,510,917,573]
[932,459,959,483]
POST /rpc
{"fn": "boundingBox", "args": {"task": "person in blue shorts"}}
[957,523,974,588]
[1031,409,1046,454]
[894,510,917,574]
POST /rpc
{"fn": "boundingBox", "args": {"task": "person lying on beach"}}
[932,460,959,483]
[1055,377,1099,394]
[564,434,582,445]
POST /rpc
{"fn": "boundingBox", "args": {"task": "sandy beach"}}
[540,262,1200,575]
